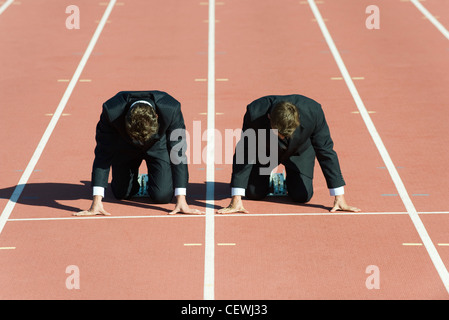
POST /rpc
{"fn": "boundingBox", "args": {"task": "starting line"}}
[6,211,449,222]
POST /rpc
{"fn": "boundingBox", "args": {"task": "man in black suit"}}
[76,90,202,216]
[217,94,360,214]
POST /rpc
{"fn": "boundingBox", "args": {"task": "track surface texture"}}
[0,0,449,300]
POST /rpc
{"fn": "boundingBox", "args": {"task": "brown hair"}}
[125,103,159,144]
[269,101,300,138]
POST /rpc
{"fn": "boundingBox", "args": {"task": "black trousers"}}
[110,154,174,204]
[245,148,315,203]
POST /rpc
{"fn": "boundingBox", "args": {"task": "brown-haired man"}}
[76,90,202,216]
[218,94,360,214]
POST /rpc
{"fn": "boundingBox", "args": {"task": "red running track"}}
[0,0,449,300]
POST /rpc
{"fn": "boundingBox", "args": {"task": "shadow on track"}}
[0,180,330,215]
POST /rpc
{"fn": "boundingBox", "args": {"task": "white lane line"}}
[8,215,205,222]
[0,0,14,15]
[307,0,449,294]
[410,0,449,41]
[6,211,449,222]
[0,0,117,236]
[6,211,449,223]
[203,0,216,301]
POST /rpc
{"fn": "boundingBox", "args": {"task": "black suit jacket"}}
[91,90,188,189]
[231,94,345,189]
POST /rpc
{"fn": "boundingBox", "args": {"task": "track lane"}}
[0,217,205,299]
[0,0,209,299]
[215,214,447,299]
[310,0,449,294]
[0,1,105,213]
[1,0,448,300]
[214,0,405,215]
[213,0,449,298]
[317,0,449,213]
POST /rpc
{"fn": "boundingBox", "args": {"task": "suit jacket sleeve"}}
[230,107,255,189]
[91,104,118,188]
[165,102,189,189]
[310,104,345,189]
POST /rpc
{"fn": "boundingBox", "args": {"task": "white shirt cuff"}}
[329,186,345,196]
[174,188,187,196]
[231,187,246,197]
[93,186,105,198]
[94,187,186,197]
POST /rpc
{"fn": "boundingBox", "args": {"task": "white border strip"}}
[307,0,449,294]
[203,0,216,301]
[410,0,449,40]
[0,0,117,235]
[8,211,449,223]
[0,0,14,16]
[5,211,408,222]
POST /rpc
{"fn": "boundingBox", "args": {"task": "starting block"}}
[135,173,287,197]
[135,174,149,197]
[268,171,287,196]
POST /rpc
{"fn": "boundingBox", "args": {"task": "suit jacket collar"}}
[125,92,156,111]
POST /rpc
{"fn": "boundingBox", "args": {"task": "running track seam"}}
[307,0,449,294]
[0,0,117,235]
[410,0,449,41]
[203,0,216,301]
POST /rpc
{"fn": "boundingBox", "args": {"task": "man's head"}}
[269,101,300,138]
[125,101,159,145]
